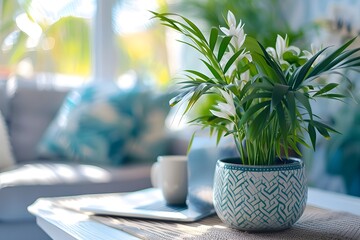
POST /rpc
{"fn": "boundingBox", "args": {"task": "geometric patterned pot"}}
[213,157,307,232]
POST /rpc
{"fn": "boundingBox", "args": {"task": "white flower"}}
[240,70,250,81]
[220,49,252,78]
[220,11,247,50]
[266,34,300,65]
[302,43,324,66]
[210,90,236,121]
[218,11,252,79]
[232,70,250,89]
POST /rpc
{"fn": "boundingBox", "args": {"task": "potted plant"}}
[152,11,360,231]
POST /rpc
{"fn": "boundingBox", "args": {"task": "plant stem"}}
[233,124,246,165]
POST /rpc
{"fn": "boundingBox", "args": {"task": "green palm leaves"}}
[153,11,360,165]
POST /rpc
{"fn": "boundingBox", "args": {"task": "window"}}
[0,0,170,89]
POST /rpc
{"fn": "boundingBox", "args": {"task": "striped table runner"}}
[91,205,360,240]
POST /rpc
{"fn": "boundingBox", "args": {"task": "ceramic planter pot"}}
[213,157,307,232]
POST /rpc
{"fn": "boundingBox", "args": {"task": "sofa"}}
[0,79,188,240]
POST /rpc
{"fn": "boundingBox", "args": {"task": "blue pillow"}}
[38,83,171,165]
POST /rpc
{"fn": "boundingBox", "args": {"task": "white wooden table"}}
[28,188,360,240]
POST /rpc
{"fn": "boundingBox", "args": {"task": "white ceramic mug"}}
[151,155,188,205]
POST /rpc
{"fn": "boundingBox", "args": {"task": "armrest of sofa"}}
[0,162,151,222]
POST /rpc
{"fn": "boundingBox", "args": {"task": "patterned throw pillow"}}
[38,83,171,165]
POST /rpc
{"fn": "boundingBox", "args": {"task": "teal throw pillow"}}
[38,82,171,165]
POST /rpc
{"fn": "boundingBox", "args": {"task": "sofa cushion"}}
[7,86,68,163]
[38,82,171,165]
[0,110,15,169]
[0,162,152,221]
[0,81,8,118]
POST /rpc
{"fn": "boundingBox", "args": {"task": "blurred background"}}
[0,0,359,196]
